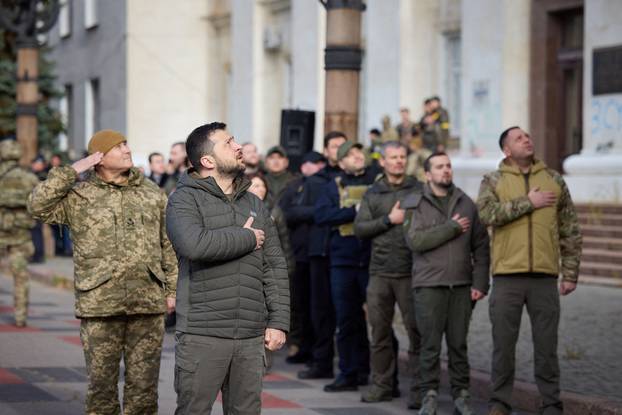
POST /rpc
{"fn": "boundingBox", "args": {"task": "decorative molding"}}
[259,0,290,14]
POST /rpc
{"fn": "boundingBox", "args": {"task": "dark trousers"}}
[289,261,313,355]
[51,224,73,256]
[367,275,421,396]
[30,221,45,262]
[489,276,562,415]
[414,285,472,399]
[309,256,336,371]
[330,265,370,381]
[174,334,265,415]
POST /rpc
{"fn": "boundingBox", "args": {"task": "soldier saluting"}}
[28,130,177,415]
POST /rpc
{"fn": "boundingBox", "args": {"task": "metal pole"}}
[320,0,365,142]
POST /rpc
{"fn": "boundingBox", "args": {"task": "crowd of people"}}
[0,107,582,415]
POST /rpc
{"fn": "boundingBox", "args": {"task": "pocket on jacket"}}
[74,257,113,291]
[147,263,166,288]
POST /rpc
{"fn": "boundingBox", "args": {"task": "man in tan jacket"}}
[477,126,582,415]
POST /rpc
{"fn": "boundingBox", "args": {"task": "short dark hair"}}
[499,126,520,150]
[186,122,226,170]
[423,151,449,172]
[424,98,433,105]
[369,128,381,136]
[324,131,347,148]
[148,152,163,164]
[379,141,407,158]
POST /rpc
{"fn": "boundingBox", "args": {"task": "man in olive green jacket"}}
[477,126,582,415]
[28,130,177,415]
[403,152,489,415]
[354,142,422,407]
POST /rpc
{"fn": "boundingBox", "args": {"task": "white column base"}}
[451,156,501,200]
[563,152,622,203]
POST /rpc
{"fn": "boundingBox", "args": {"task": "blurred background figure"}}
[420,96,450,152]
[242,142,263,175]
[395,108,419,149]
[147,152,169,188]
[0,139,39,327]
[381,115,398,143]
[29,155,48,263]
[280,151,326,364]
[264,146,297,204]
[164,142,188,194]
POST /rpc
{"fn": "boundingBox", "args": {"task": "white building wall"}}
[126,0,209,168]
[291,1,325,150]
[363,0,401,142]
[564,0,622,202]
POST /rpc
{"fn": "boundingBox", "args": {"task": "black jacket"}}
[166,171,290,338]
[279,177,311,263]
[354,175,422,277]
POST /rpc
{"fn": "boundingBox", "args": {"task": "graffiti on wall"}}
[591,95,622,151]
[464,79,501,156]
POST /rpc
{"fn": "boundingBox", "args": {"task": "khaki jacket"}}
[477,159,582,282]
[28,166,178,317]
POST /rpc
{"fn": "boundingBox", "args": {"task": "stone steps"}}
[578,213,622,227]
[576,204,622,283]
[580,224,622,239]
[579,261,622,279]
[581,248,622,265]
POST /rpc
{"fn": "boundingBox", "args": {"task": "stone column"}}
[563,0,622,203]
[364,0,400,143]
[321,0,365,142]
[230,0,261,147]
[452,0,530,198]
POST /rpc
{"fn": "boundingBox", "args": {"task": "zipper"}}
[228,197,241,338]
[523,174,533,272]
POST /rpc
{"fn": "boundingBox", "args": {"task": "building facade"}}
[47,0,622,202]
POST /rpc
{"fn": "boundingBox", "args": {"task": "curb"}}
[397,352,622,414]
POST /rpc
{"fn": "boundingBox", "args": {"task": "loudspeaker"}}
[279,109,315,172]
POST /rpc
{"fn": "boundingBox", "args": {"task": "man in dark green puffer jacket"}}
[166,122,290,415]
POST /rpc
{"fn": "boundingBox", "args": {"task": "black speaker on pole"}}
[279,109,315,172]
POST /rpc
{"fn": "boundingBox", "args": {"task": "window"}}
[443,32,461,139]
[84,0,98,29]
[59,84,72,151]
[59,0,72,38]
[84,79,100,144]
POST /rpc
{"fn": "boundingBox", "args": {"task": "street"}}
[0,273,520,415]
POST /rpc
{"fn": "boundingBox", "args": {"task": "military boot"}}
[418,390,438,415]
[453,389,475,415]
[361,386,392,403]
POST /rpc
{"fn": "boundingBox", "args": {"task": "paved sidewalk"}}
[10,257,622,412]
[1,273,512,415]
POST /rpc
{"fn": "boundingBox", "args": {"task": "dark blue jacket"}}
[314,168,377,267]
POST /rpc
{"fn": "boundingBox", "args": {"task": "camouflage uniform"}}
[28,165,178,415]
[0,140,39,327]
[477,159,581,415]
